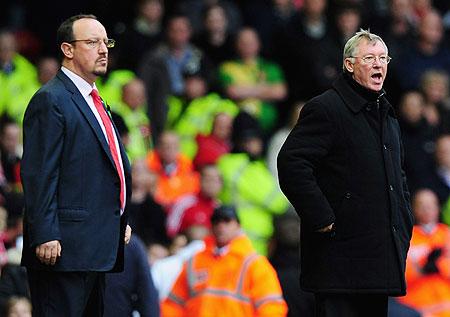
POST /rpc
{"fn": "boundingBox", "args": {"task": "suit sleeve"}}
[277,100,336,231]
[21,91,65,247]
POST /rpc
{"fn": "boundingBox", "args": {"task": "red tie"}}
[91,89,125,211]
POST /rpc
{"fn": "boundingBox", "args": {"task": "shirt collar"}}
[61,66,98,98]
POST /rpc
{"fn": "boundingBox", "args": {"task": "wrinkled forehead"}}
[355,38,388,55]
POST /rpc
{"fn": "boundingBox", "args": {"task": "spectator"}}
[273,0,329,100]
[166,69,238,159]
[398,91,437,194]
[0,265,29,315]
[104,235,160,317]
[0,30,39,123]
[114,0,164,72]
[193,3,236,68]
[193,112,233,170]
[128,159,169,247]
[313,2,363,92]
[423,134,450,208]
[420,70,450,133]
[115,78,152,161]
[166,164,222,238]
[217,112,289,255]
[36,56,59,85]
[398,189,450,316]
[0,117,21,192]
[394,10,450,91]
[146,131,200,207]
[218,27,287,133]
[138,15,211,144]
[161,205,288,317]
[174,0,242,36]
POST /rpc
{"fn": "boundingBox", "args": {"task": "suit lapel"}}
[56,71,116,169]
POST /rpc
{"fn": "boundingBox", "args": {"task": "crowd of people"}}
[0,0,450,316]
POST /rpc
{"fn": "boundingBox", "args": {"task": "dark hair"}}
[56,14,97,49]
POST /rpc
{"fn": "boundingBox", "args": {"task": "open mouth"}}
[371,73,383,82]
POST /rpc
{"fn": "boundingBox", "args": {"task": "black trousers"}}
[27,269,105,317]
[315,293,388,317]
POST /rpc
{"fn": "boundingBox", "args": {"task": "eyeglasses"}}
[69,38,115,49]
[350,54,392,65]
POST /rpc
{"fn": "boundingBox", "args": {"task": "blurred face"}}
[0,32,16,65]
[1,123,20,154]
[337,10,361,38]
[400,92,424,124]
[236,29,260,60]
[345,39,388,92]
[212,218,241,247]
[167,17,191,49]
[243,137,263,157]
[141,0,163,23]
[185,77,207,99]
[303,0,326,16]
[200,166,222,198]
[147,243,169,265]
[122,79,146,109]
[435,136,450,169]
[212,113,232,140]
[205,6,227,33]
[390,0,412,20]
[63,18,109,84]
[38,57,59,84]
[157,133,179,164]
[419,11,443,46]
[413,190,440,225]
[422,75,448,104]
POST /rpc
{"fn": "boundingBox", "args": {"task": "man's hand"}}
[125,225,132,244]
[317,223,334,233]
[35,240,61,265]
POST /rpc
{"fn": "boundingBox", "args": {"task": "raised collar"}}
[332,74,394,117]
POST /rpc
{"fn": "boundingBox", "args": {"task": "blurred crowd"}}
[0,0,450,316]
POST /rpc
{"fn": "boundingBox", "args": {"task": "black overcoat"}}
[277,74,413,295]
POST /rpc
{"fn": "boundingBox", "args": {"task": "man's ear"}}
[61,43,74,59]
[344,58,354,73]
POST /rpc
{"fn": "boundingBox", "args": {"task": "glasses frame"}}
[69,38,115,49]
[349,54,392,65]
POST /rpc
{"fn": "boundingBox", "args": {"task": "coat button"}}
[383,144,387,150]
[389,185,394,191]
[392,226,397,232]
[345,192,351,199]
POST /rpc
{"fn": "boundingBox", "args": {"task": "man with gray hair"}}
[277,29,413,316]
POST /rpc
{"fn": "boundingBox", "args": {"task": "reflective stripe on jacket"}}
[162,235,288,317]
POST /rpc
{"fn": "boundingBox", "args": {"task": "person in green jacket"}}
[217,112,288,255]
[0,30,40,123]
[166,71,239,158]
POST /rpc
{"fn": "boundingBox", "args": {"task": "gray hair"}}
[342,29,388,71]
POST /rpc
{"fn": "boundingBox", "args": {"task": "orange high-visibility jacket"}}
[146,150,200,206]
[399,224,450,317]
[161,234,288,317]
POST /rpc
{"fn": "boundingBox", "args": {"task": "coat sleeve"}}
[248,256,287,317]
[161,263,189,317]
[277,100,336,231]
[21,91,65,247]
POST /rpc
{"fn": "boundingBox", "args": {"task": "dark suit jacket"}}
[278,74,413,295]
[21,70,132,272]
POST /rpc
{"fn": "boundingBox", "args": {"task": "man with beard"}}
[21,15,132,316]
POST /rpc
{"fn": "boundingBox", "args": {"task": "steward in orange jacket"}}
[146,132,199,207]
[399,189,450,317]
[162,205,288,317]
